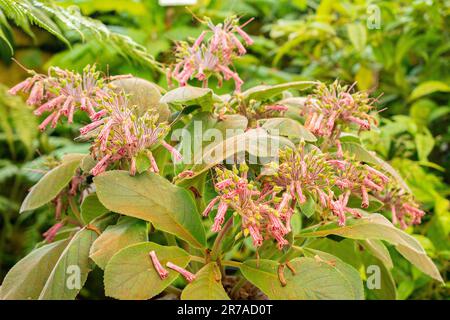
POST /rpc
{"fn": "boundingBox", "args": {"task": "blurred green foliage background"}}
[0,0,448,299]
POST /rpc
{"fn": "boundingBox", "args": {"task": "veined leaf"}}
[20,153,85,213]
[180,128,294,181]
[90,217,148,270]
[259,117,316,142]
[160,86,216,112]
[302,248,365,299]
[181,262,230,300]
[38,214,115,299]
[298,213,443,282]
[0,239,69,299]
[94,171,206,248]
[104,242,190,300]
[240,81,317,102]
[80,193,109,224]
[240,257,359,299]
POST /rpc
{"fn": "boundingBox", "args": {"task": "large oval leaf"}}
[90,216,148,269]
[240,81,318,102]
[104,242,190,300]
[94,171,206,248]
[0,239,69,299]
[80,193,109,224]
[20,153,85,213]
[299,213,443,282]
[240,257,358,299]
[180,128,294,181]
[181,262,230,300]
[160,86,216,112]
[302,248,365,300]
[38,214,115,299]
[259,117,316,142]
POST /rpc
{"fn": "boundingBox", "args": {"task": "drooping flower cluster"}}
[262,141,391,226]
[301,81,378,138]
[171,16,253,91]
[80,93,180,176]
[203,164,292,249]
[384,184,426,229]
[9,64,180,176]
[9,65,114,131]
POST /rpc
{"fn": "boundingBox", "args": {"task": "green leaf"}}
[94,171,206,248]
[38,214,115,299]
[135,151,151,174]
[299,213,443,282]
[302,248,365,300]
[240,81,317,102]
[361,253,397,300]
[20,153,85,213]
[347,23,367,52]
[259,118,317,142]
[359,239,393,269]
[183,128,294,181]
[160,86,215,112]
[104,242,190,300]
[80,193,109,224]
[0,239,69,299]
[240,257,360,299]
[90,217,148,270]
[181,262,230,300]
[415,132,434,161]
[409,81,450,101]
[299,194,316,218]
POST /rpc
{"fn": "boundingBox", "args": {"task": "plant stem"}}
[189,255,206,263]
[210,217,233,260]
[165,233,177,246]
[221,260,241,268]
[230,276,247,299]
[68,196,83,225]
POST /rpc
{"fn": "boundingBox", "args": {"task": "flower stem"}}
[211,217,234,261]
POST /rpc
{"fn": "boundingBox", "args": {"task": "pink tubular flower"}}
[42,222,64,243]
[171,16,252,91]
[202,196,219,217]
[166,262,196,282]
[265,104,289,112]
[215,178,233,190]
[161,141,182,162]
[149,251,169,280]
[301,81,377,137]
[212,201,228,232]
[9,65,115,131]
[178,170,195,179]
[90,154,111,176]
[248,224,263,247]
[361,186,369,208]
[79,119,104,135]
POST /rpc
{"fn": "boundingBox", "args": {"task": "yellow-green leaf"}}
[181,262,230,300]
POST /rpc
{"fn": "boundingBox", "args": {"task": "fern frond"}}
[0,0,163,72]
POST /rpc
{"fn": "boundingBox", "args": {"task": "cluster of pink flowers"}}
[149,251,196,282]
[171,16,253,91]
[9,65,113,131]
[202,164,292,249]
[385,186,426,229]
[9,65,181,176]
[80,94,180,176]
[302,81,377,138]
[262,143,361,226]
